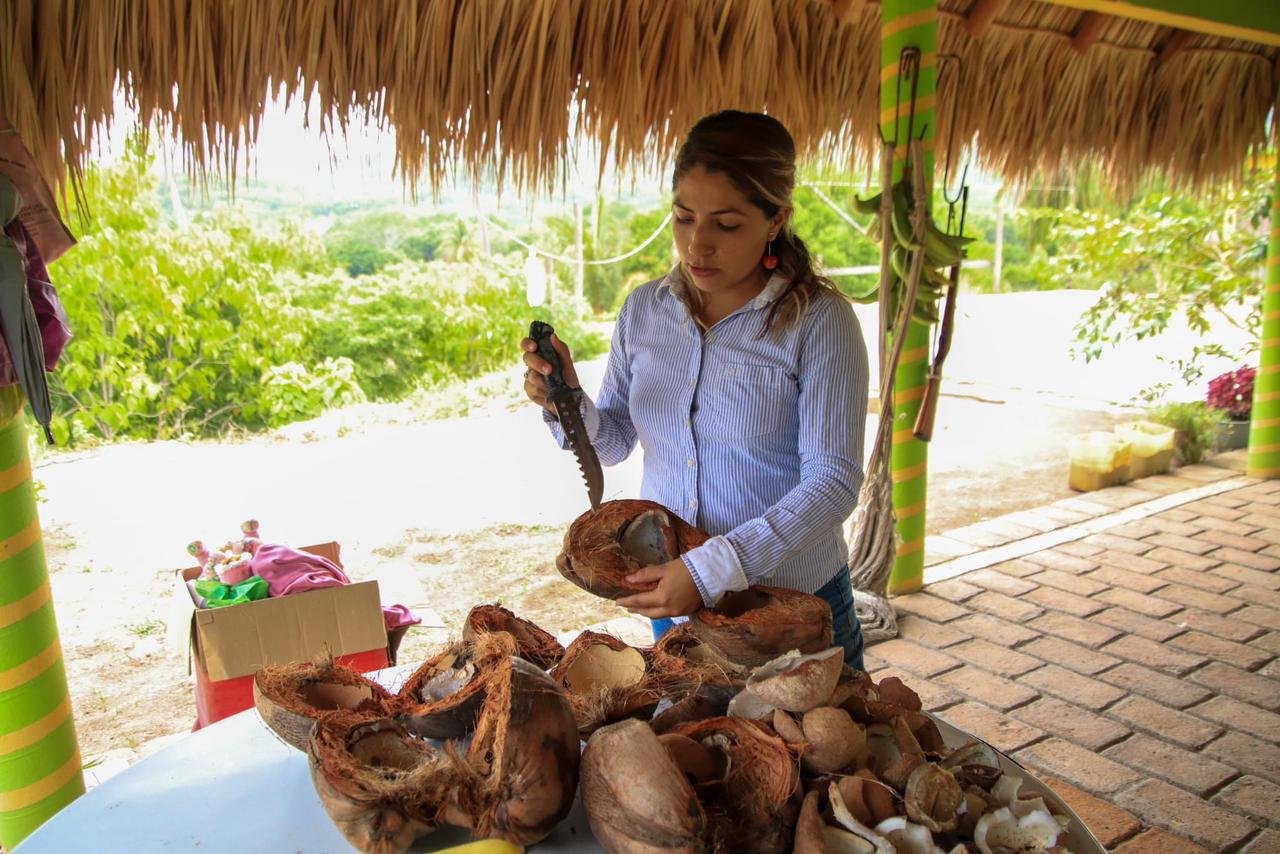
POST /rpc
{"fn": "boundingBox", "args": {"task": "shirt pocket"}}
[700,362,797,440]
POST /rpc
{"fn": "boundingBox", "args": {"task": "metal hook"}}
[890,46,922,149]
[938,53,970,208]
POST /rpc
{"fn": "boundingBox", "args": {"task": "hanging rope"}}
[476,210,673,266]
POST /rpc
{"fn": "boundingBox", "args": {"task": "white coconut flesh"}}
[299,682,378,711]
[974,806,1064,854]
[419,659,477,702]
[619,510,674,566]
[726,689,775,720]
[563,644,647,693]
[874,817,946,854]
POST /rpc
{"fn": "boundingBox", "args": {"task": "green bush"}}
[290,256,606,400]
[47,138,334,443]
[1146,401,1227,465]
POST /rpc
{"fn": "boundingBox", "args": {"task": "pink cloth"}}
[249,543,421,632]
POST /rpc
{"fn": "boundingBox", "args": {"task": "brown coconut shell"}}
[903,762,963,833]
[649,683,736,734]
[462,603,565,670]
[556,499,710,600]
[689,586,833,667]
[581,719,708,853]
[799,707,865,775]
[395,633,516,739]
[308,711,456,854]
[550,631,660,736]
[254,656,392,751]
[448,656,580,846]
[671,717,801,854]
[652,624,750,689]
[744,647,844,713]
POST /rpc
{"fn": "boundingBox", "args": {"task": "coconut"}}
[556,499,710,599]
[726,688,775,722]
[672,717,801,854]
[395,634,515,738]
[834,772,877,827]
[745,647,844,713]
[875,676,922,712]
[828,781,896,854]
[903,762,963,833]
[581,718,708,853]
[650,683,736,734]
[799,707,865,775]
[462,603,564,670]
[658,732,725,786]
[689,586,833,667]
[652,624,750,689]
[550,631,659,735]
[772,709,806,746]
[254,656,392,751]
[308,711,455,854]
[448,656,580,846]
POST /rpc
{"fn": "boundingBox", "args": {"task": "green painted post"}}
[1249,158,1280,478]
[0,387,84,847]
[881,0,937,595]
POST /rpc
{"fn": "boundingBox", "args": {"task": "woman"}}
[522,111,869,669]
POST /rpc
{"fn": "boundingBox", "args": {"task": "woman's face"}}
[672,165,786,301]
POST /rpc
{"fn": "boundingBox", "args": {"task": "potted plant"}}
[1206,366,1255,450]
[1148,401,1227,465]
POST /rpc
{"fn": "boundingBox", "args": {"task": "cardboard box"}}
[175,542,393,726]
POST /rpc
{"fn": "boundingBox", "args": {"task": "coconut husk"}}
[556,499,710,600]
[395,633,516,739]
[689,586,833,667]
[462,603,565,670]
[254,655,391,751]
[447,656,581,846]
[308,711,456,854]
[745,647,844,713]
[581,718,709,853]
[650,683,736,735]
[651,624,749,689]
[550,630,662,736]
[671,717,801,854]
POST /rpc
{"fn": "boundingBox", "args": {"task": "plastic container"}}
[1068,431,1133,492]
[1115,421,1176,479]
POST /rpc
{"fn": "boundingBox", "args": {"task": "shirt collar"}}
[658,265,789,311]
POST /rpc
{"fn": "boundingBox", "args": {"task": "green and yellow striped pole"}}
[881,0,937,595]
[1248,156,1280,478]
[0,386,84,847]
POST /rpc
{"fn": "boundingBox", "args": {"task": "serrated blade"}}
[552,389,603,510]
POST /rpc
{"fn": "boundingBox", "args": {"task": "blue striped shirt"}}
[547,267,868,606]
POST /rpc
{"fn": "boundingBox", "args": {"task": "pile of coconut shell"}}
[582,645,1085,853]
[254,612,580,853]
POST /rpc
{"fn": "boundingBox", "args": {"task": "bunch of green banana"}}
[852,180,973,325]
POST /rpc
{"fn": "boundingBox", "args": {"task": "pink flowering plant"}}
[1206,366,1255,421]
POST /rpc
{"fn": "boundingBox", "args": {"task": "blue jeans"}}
[650,566,865,672]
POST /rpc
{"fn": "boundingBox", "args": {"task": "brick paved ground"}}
[874,464,1280,853]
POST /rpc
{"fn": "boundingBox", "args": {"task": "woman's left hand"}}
[615,558,703,618]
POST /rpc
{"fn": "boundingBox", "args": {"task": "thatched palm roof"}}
[1,0,1276,196]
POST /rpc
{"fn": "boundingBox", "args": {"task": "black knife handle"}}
[530,320,569,395]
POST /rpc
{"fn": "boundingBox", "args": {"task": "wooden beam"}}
[1038,0,1280,48]
[1155,29,1193,68]
[1072,12,1109,54]
[965,0,1006,39]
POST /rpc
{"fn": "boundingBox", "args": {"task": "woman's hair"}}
[672,110,841,335]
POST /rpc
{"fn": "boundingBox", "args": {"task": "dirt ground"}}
[37,290,1231,761]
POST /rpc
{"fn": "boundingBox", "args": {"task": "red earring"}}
[762,237,778,270]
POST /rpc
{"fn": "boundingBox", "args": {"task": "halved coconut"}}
[254,656,392,751]
[651,683,736,734]
[556,499,711,599]
[448,656,580,846]
[462,603,565,670]
[794,789,888,854]
[799,707,865,775]
[672,717,801,854]
[745,647,844,713]
[308,711,455,854]
[828,781,896,854]
[652,624,750,689]
[395,634,515,738]
[689,586,833,667]
[550,631,659,735]
[903,762,963,833]
[581,719,708,852]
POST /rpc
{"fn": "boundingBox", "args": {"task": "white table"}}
[15,671,1101,853]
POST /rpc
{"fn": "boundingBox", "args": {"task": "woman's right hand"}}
[520,332,580,415]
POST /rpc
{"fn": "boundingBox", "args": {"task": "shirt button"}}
[687,458,695,468]
[689,499,697,509]
[688,378,696,387]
